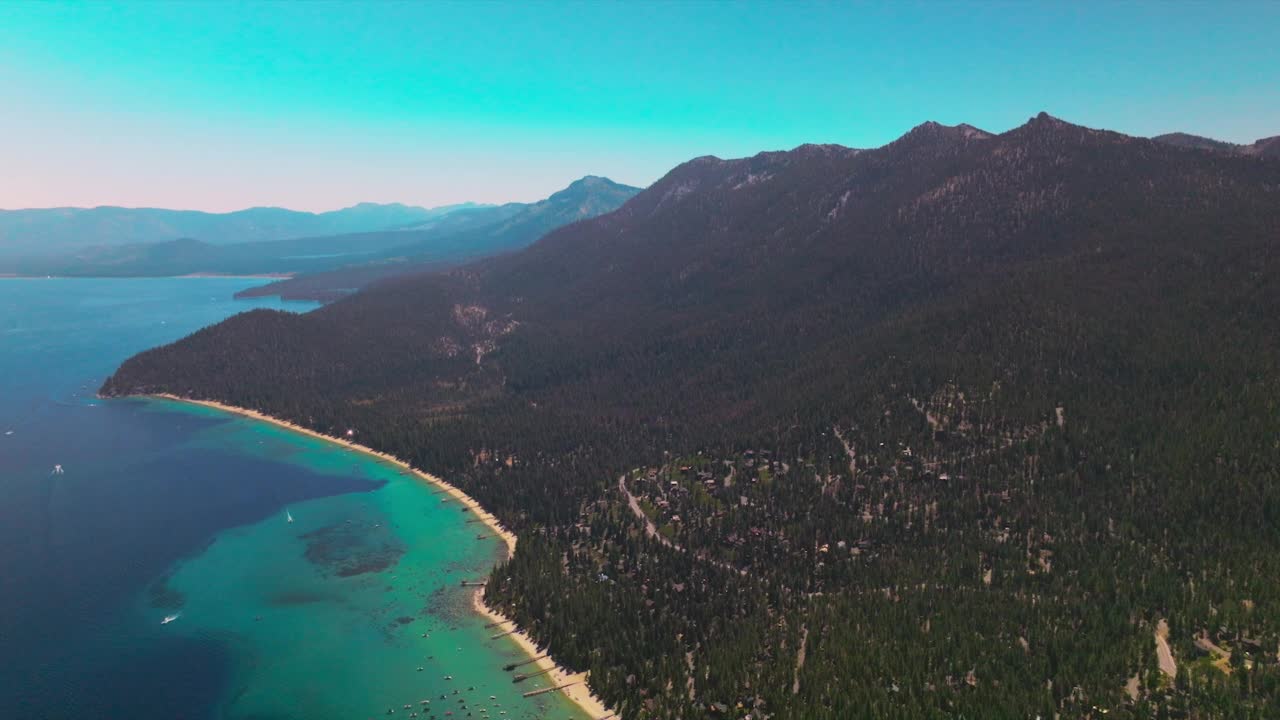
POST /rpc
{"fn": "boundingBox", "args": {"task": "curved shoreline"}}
[142,393,615,720]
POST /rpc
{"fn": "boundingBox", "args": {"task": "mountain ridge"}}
[102,113,1280,718]
[0,177,639,284]
[1152,130,1280,157]
[0,202,484,256]
[234,175,640,300]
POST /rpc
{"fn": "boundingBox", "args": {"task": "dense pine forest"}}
[104,113,1280,718]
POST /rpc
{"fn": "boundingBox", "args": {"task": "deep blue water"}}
[0,279,589,720]
[0,278,344,719]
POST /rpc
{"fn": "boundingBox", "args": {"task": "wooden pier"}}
[522,680,577,697]
[503,654,545,671]
[513,667,553,683]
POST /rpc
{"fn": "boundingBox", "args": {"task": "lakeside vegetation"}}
[104,115,1280,718]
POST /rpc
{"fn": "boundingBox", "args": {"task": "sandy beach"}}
[145,394,614,720]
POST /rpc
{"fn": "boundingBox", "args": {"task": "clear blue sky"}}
[2,0,1277,211]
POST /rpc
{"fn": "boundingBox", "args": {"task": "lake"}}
[0,278,585,720]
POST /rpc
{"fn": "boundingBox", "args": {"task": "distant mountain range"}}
[5,127,1270,290]
[0,202,487,256]
[105,113,1280,718]
[236,176,640,300]
[0,177,639,287]
[1152,131,1280,157]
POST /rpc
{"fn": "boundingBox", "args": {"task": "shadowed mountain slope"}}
[104,114,1280,718]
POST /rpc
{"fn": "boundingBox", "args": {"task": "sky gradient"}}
[2,0,1278,212]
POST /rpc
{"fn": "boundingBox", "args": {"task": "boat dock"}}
[522,680,578,697]
[502,654,545,671]
[512,667,552,683]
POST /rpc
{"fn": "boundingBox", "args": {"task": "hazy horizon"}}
[0,199,492,215]
[3,0,1277,212]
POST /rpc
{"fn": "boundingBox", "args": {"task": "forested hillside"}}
[103,113,1280,719]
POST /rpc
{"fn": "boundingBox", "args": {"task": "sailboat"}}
[286,509,294,524]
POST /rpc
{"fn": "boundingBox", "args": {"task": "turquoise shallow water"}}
[141,400,588,720]
[0,278,586,720]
